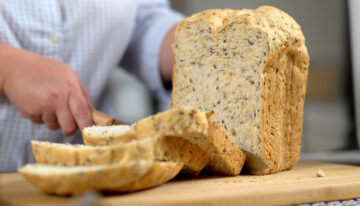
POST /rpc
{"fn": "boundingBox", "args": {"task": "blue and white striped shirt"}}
[0,0,183,172]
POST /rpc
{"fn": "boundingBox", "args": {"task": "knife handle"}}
[91,110,115,126]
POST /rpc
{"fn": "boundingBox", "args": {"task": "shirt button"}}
[49,33,59,43]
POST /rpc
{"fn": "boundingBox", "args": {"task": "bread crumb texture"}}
[172,6,309,174]
[82,125,135,146]
[316,169,326,177]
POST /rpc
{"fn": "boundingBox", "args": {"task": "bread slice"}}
[205,113,246,174]
[171,6,309,174]
[83,124,208,176]
[31,137,153,166]
[153,136,207,176]
[82,125,135,146]
[133,107,245,175]
[113,161,183,192]
[19,159,153,195]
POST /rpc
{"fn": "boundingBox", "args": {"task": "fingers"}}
[49,81,92,135]
[69,86,93,131]
[42,111,59,130]
[28,114,43,124]
[56,94,77,136]
[80,83,94,109]
[19,111,43,124]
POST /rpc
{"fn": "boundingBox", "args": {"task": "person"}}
[0,0,183,172]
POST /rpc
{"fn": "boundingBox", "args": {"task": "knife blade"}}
[91,109,128,126]
[243,150,269,173]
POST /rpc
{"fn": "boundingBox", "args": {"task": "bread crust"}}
[253,6,309,174]
[154,136,208,176]
[205,116,246,175]
[113,161,183,192]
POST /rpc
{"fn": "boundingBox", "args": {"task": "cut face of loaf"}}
[171,6,309,174]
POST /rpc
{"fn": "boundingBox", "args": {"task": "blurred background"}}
[107,0,360,165]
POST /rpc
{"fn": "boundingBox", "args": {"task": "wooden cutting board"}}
[1,161,360,206]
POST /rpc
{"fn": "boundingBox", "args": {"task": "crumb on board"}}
[316,169,326,177]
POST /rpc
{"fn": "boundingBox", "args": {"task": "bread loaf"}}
[171,6,309,174]
[31,138,153,166]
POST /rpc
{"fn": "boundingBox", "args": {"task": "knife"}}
[91,109,128,126]
[91,110,269,173]
[243,150,269,174]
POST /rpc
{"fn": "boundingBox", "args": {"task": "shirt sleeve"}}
[120,0,184,93]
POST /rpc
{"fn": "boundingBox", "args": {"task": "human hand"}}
[0,44,93,136]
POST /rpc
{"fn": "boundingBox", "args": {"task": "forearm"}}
[160,24,176,85]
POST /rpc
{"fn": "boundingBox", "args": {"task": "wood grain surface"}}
[1,161,360,206]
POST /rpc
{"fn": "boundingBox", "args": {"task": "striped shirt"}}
[0,0,183,172]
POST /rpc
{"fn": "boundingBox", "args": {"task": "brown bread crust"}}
[113,161,183,192]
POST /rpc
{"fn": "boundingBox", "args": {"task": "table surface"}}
[1,161,360,206]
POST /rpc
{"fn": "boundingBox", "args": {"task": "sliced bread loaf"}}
[31,137,153,166]
[21,137,154,195]
[171,6,309,174]
[84,124,209,176]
